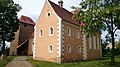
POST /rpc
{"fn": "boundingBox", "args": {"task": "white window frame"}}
[76,30,80,38]
[67,44,71,53]
[49,26,54,36]
[48,44,53,53]
[47,11,51,18]
[39,28,43,37]
[93,36,96,49]
[78,45,81,53]
[89,35,92,49]
[67,26,71,36]
[97,36,100,49]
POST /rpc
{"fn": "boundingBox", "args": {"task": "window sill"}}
[67,35,71,37]
[49,51,53,53]
[39,36,43,37]
[49,34,54,36]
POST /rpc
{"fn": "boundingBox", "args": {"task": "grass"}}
[28,57,120,67]
[0,56,16,67]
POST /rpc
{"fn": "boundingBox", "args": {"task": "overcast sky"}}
[13,0,80,22]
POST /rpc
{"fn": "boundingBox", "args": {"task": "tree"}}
[0,0,21,59]
[73,0,120,65]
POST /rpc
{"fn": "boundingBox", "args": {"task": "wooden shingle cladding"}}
[9,15,35,56]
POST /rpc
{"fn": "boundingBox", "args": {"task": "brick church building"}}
[33,0,102,63]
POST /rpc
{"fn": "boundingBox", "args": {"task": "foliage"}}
[101,39,111,57]
[28,57,120,67]
[116,38,120,48]
[72,0,120,64]
[115,38,120,55]
[101,39,120,57]
[0,0,21,42]
[0,0,21,53]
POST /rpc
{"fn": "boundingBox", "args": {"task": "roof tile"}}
[19,15,35,25]
[48,0,80,26]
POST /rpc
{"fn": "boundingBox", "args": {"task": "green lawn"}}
[0,56,16,67]
[28,57,120,67]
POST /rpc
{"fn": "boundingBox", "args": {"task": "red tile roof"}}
[19,15,35,25]
[48,0,80,26]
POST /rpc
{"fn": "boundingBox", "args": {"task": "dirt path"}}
[5,56,33,67]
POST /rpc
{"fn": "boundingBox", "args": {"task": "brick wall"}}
[34,0,59,62]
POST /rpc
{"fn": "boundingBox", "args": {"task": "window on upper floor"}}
[39,28,43,37]
[48,44,53,53]
[48,13,50,17]
[76,30,80,38]
[49,26,54,36]
[93,36,96,49]
[67,26,71,36]
[89,34,92,49]
[97,36,100,49]
[67,44,71,53]
[78,45,81,53]
[47,10,51,18]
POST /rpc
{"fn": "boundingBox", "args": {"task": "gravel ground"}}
[5,56,33,67]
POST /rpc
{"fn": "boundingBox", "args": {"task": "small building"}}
[33,0,102,63]
[9,15,35,56]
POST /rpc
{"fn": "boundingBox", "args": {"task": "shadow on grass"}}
[97,60,120,67]
[28,57,120,67]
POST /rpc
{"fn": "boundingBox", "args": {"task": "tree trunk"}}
[1,38,6,60]
[0,24,6,60]
[111,31,115,65]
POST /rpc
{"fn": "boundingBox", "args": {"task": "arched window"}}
[76,30,80,38]
[48,13,51,17]
[78,45,81,53]
[49,44,53,53]
[47,10,51,18]
[39,28,43,37]
[49,26,54,36]
[89,34,92,49]
[67,44,71,53]
[94,36,96,49]
[67,26,71,36]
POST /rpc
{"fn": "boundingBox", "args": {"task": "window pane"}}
[67,27,71,36]
[50,27,53,34]
[50,45,52,51]
[40,30,42,36]
[67,45,71,53]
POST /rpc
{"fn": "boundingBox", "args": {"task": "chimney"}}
[58,0,63,8]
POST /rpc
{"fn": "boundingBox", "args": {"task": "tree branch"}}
[105,21,112,33]
[113,27,118,34]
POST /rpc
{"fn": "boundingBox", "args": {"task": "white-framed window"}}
[89,35,92,49]
[39,28,43,37]
[67,26,71,36]
[76,30,80,38]
[78,45,81,53]
[97,36,100,49]
[93,36,96,49]
[48,44,53,53]
[49,26,54,36]
[47,11,51,18]
[67,44,71,53]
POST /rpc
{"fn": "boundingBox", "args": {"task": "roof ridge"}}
[48,0,80,26]
[48,0,72,14]
[19,15,35,25]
